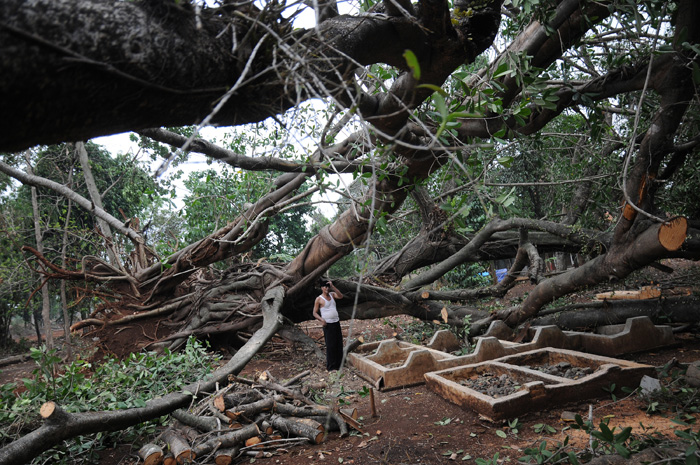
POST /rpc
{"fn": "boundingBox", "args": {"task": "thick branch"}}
[1,0,501,151]
[501,218,688,326]
[402,218,593,291]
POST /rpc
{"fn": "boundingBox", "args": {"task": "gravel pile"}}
[459,372,524,398]
[523,361,594,379]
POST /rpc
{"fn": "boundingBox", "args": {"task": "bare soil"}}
[225,325,700,465]
[5,316,697,465]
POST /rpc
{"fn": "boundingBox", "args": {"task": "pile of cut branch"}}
[137,370,360,465]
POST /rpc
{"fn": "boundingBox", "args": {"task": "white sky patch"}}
[94,120,349,218]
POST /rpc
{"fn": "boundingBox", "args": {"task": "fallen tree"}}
[1,0,699,462]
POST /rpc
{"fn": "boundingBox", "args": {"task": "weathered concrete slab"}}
[425,348,655,421]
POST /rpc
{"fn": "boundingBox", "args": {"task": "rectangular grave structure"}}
[481,316,675,358]
[425,348,655,421]
[347,335,456,390]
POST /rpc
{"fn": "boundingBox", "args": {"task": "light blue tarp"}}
[479,269,508,282]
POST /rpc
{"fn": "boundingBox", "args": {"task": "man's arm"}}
[312,298,326,326]
[328,281,343,300]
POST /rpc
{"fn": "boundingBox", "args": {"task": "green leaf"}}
[497,156,513,168]
[614,426,632,443]
[567,452,580,465]
[693,62,700,85]
[433,93,448,119]
[613,443,631,459]
[496,429,507,438]
[403,49,421,80]
[417,83,446,95]
[493,62,514,78]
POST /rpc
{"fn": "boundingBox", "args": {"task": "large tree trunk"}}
[0,0,502,152]
[531,296,700,329]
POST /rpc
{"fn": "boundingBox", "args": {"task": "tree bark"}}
[76,141,121,267]
[531,295,700,330]
[269,414,324,444]
[0,0,502,151]
[26,156,53,350]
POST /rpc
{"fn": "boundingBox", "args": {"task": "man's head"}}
[319,279,330,288]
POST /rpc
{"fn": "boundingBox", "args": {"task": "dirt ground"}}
[2,260,700,464]
[4,316,700,465]
[221,324,700,465]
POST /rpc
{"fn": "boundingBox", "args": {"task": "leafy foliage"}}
[182,167,315,260]
[0,338,220,464]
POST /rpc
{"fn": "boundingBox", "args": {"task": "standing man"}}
[313,279,344,371]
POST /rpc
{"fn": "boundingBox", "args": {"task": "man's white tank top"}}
[320,294,339,323]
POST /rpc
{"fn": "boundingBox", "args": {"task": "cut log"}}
[245,436,262,448]
[214,389,264,412]
[343,338,364,357]
[214,447,238,465]
[294,418,324,432]
[40,401,70,426]
[171,409,219,432]
[261,420,274,435]
[658,217,688,251]
[595,286,661,300]
[162,429,194,464]
[269,415,324,444]
[224,396,279,421]
[138,444,163,465]
[163,453,176,465]
[176,424,200,443]
[308,415,342,432]
[192,423,260,458]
